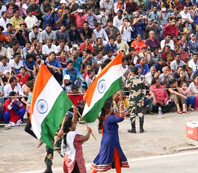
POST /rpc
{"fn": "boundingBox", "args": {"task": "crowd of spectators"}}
[1,0,198,129]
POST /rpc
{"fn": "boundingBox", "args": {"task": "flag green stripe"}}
[40,91,73,149]
[82,77,122,123]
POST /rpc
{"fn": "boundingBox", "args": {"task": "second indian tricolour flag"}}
[30,63,72,149]
[82,52,125,123]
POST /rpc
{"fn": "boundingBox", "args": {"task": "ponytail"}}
[63,119,72,146]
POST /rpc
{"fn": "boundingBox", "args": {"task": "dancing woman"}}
[91,101,129,173]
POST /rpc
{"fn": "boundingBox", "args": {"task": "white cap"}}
[64,74,70,80]
[3,70,11,75]
[60,0,66,4]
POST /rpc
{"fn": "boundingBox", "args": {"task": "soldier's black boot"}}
[139,116,144,133]
[43,165,53,173]
[128,121,136,133]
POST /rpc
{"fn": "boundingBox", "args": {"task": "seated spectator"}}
[85,8,98,29]
[185,67,194,85]
[56,39,70,56]
[9,9,24,30]
[103,50,115,60]
[2,91,25,129]
[0,26,9,44]
[159,66,172,87]
[42,24,56,44]
[68,24,81,45]
[136,57,149,75]
[160,34,175,51]
[56,24,70,44]
[9,53,23,75]
[0,41,7,57]
[80,21,96,41]
[131,34,146,53]
[6,40,23,60]
[189,33,198,53]
[68,50,83,73]
[25,8,39,31]
[62,60,83,84]
[168,79,187,114]
[15,22,29,47]
[173,66,186,87]
[40,0,52,17]
[29,25,42,44]
[80,36,93,53]
[105,19,120,39]
[170,53,185,72]
[177,46,189,63]
[161,45,175,67]
[46,52,62,83]
[42,39,58,59]
[188,53,198,73]
[43,6,54,29]
[57,51,68,68]
[62,74,72,93]
[93,50,105,69]
[145,31,160,52]
[0,56,11,76]
[115,34,129,54]
[93,37,105,55]
[154,57,167,73]
[146,18,161,40]
[22,42,31,59]
[150,78,174,113]
[4,76,24,96]
[105,37,117,55]
[178,81,195,111]
[0,11,9,32]
[16,67,30,87]
[189,74,198,109]
[145,66,160,87]
[94,22,109,45]
[162,18,178,38]
[23,54,36,75]
[85,69,95,87]
[2,70,12,85]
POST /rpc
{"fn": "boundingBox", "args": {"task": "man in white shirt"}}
[0,1,6,18]
[100,0,114,16]
[145,66,159,87]
[180,6,194,24]
[9,52,24,74]
[119,18,134,44]
[188,54,198,72]
[113,10,124,28]
[160,34,175,51]
[0,11,9,32]
[0,56,11,75]
[42,39,58,59]
[4,76,24,96]
[94,23,109,45]
[24,8,39,31]
[170,53,186,72]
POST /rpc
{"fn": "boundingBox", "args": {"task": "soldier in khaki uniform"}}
[125,66,146,133]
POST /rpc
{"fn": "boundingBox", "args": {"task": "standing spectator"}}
[72,9,87,29]
[100,0,114,17]
[113,10,124,28]
[146,19,161,39]
[126,0,138,13]
[148,6,160,23]
[85,8,98,29]
[105,19,120,39]
[162,18,178,38]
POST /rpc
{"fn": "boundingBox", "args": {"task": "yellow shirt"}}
[9,16,24,29]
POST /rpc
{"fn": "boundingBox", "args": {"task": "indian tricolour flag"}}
[82,52,125,123]
[30,63,72,149]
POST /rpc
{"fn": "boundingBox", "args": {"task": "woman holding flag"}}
[91,101,129,173]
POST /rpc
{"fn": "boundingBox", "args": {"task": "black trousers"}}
[152,102,175,113]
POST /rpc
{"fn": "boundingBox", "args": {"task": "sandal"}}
[4,124,11,130]
[183,110,188,114]
[177,111,182,114]
[189,107,195,111]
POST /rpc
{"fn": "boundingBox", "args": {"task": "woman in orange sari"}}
[131,34,146,53]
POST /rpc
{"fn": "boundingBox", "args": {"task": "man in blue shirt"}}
[46,52,62,83]
[136,57,149,75]
[68,50,83,73]
[105,37,117,55]
[23,54,36,75]
[62,60,83,84]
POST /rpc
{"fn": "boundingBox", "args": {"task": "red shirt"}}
[16,73,30,86]
[150,85,169,103]
[162,23,178,38]
[68,92,83,106]
[79,42,93,52]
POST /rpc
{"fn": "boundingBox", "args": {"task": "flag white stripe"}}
[31,76,63,139]
[82,64,124,116]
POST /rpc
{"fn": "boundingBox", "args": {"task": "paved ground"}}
[0,111,198,173]
[20,151,198,173]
